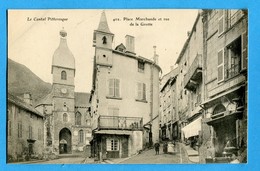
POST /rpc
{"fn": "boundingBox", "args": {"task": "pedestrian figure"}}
[154,141,160,155]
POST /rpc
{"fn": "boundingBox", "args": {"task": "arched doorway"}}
[59,128,71,154]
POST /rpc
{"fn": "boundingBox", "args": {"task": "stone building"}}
[199,9,248,163]
[35,29,91,155]
[89,11,161,160]
[7,93,44,162]
[175,12,204,143]
[159,67,179,141]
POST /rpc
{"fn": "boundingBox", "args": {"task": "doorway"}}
[59,128,72,154]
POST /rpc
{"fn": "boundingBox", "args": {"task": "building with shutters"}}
[159,67,179,142]
[199,9,248,163]
[7,93,44,162]
[89,11,161,160]
[175,12,204,145]
[35,29,92,155]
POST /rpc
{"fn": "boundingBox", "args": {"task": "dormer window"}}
[102,36,107,44]
[61,71,67,80]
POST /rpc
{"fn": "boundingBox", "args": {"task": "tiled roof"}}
[34,92,53,107]
[75,92,90,108]
[35,91,90,108]
[8,93,44,117]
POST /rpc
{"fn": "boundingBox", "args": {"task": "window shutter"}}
[217,49,224,82]
[115,79,120,97]
[137,83,142,99]
[108,79,114,96]
[143,83,146,100]
[241,31,248,70]
[106,139,111,151]
[224,49,228,79]
[218,10,225,35]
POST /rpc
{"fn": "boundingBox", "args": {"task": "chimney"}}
[125,35,135,54]
[153,46,159,65]
[23,93,32,106]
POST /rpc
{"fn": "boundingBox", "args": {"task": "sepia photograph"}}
[7,9,248,164]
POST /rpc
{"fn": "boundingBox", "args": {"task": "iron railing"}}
[98,115,143,130]
[183,54,202,89]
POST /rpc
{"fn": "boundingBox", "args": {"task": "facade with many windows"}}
[7,93,44,162]
[159,67,179,141]
[90,11,161,159]
[175,12,204,144]
[200,9,248,163]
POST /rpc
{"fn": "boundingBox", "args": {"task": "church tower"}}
[93,11,114,66]
[51,29,75,154]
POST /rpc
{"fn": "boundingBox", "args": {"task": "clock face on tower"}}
[61,88,67,94]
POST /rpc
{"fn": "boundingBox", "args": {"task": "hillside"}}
[8,58,52,104]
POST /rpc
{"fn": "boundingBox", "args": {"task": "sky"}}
[8,9,198,93]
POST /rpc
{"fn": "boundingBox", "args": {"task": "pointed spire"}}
[97,10,112,33]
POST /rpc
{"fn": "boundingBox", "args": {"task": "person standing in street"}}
[154,141,160,155]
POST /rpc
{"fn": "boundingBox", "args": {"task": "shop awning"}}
[94,130,132,135]
[182,116,202,138]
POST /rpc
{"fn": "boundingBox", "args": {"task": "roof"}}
[97,11,112,34]
[75,92,91,108]
[112,49,162,72]
[160,67,179,92]
[35,91,90,108]
[8,93,44,117]
[35,92,53,107]
[52,30,75,72]
[176,12,200,64]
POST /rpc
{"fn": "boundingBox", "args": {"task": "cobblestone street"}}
[106,143,191,164]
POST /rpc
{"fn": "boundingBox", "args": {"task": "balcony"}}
[98,115,143,130]
[184,54,203,91]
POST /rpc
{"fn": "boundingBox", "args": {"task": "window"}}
[29,126,33,139]
[108,107,119,116]
[137,83,146,100]
[61,71,67,80]
[108,79,120,97]
[18,122,22,138]
[79,130,84,143]
[106,139,119,151]
[138,61,145,73]
[8,120,11,136]
[217,49,224,82]
[108,107,119,127]
[75,112,82,125]
[218,10,225,35]
[226,37,241,78]
[213,104,226,115]
[38,128,42,140]
[102,36,107,44]
[228,10,243,28]
[63,113,68,122]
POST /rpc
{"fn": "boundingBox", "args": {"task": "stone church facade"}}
[35,30,91,155]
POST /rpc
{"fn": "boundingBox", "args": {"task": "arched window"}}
[79,130,84,143]
[61,71,67,80]
[102,36,107,44]
[75,112,82,125]
[213,104,226,115]
[63,113,68,122]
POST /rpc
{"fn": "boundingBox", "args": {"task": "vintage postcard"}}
[7,9,248,164]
